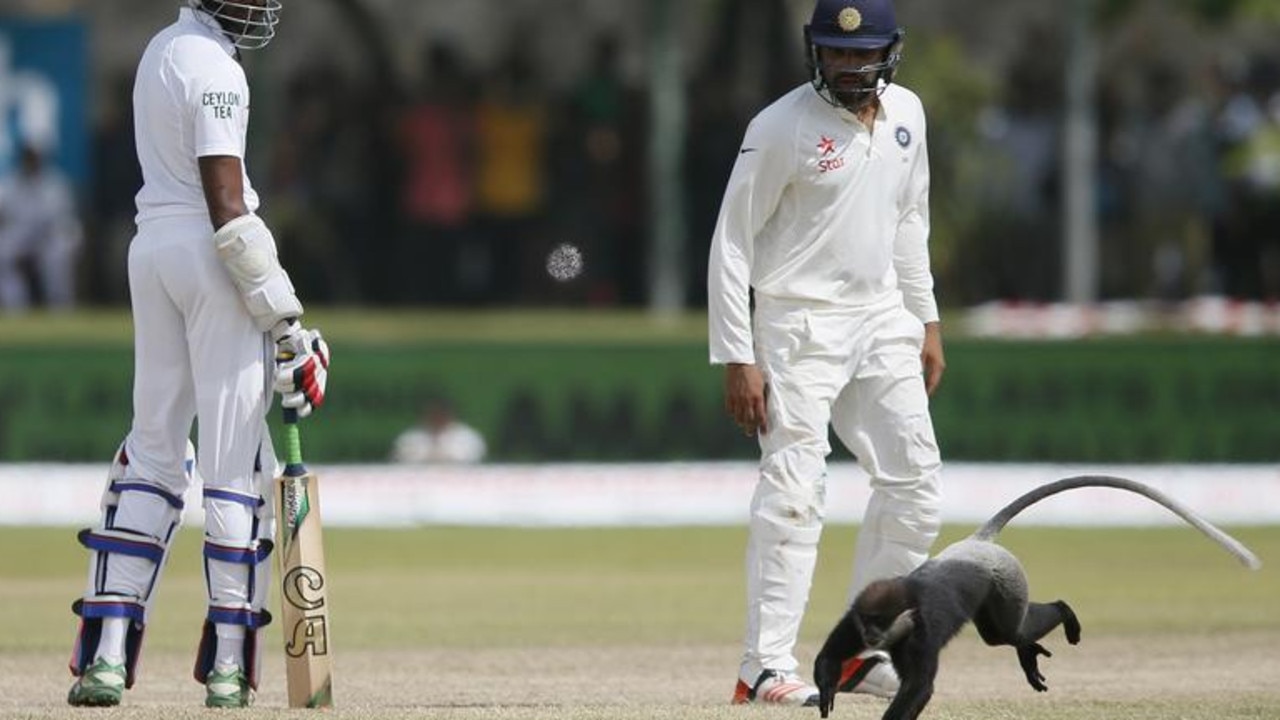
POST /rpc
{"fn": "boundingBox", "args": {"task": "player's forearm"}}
[198,155,249,229]
[707,238,755,364]
[894,203,938,324]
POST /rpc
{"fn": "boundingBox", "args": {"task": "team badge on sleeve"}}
[202,90,243,120]
[895,125,912,149]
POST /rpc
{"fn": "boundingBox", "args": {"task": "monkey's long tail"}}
[971,475,1262,569]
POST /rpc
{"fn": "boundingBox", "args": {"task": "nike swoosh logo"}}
[739,148,758,155]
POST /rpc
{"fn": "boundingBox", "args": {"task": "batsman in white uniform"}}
[67,1,331,709]
[709,0,945,707]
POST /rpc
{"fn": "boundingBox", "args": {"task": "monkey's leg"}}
[1054,600,1082,644]
[970,597,1066,692]
[881,646,936,720]
[972,589,1026,647]
[1016,643,1052,692]
[1012,601,1080,692]
[973,605,1018,646]
[1016,601,1077,645]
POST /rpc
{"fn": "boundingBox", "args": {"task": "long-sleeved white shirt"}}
[707,83,937,365]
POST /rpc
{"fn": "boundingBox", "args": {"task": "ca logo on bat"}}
[283,565,329,657]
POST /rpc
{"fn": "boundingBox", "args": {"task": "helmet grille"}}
[194,0,282,50]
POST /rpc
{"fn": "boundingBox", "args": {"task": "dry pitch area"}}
[4,633,1278,719]
[2,525,1277,719]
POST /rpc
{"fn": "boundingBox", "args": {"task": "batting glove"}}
[272,320,330,418]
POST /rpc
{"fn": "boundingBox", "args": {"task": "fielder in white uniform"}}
[709,0,944,707]
[67,1,331,709]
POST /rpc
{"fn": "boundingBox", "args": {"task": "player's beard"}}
[828,70,880,113]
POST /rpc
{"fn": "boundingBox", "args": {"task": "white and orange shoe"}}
[731,669,820,707]
[838,650,898,699]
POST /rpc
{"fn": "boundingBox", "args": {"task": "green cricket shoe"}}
[67,658,126,707]
[205,666,252,709]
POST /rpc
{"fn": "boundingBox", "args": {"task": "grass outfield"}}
[2,524,1277,718]
[0,308,1256,347]
[0,309,712,347]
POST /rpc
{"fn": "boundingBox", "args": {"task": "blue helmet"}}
[804,0,904,111]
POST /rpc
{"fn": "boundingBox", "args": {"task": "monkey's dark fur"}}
[814,475,1262,719]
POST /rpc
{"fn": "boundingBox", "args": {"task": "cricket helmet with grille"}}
[190,0,282,50]
[804,0,904,111]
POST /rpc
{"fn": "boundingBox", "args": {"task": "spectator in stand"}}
[0,143,82,311]
[397,39,477,304]
[472,41,551,304]
[391,398,487,465]
[553,32,646,305]
[88,72,142,304]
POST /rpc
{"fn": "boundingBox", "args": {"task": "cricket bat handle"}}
[283,407,302,465]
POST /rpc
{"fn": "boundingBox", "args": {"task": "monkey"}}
[813,475,1263,719]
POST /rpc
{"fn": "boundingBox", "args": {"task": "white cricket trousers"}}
[739,294,942,682]
[125,216,275,600]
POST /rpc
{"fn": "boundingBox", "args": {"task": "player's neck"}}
[855,100,879,130]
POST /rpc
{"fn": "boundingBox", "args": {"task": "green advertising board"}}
[0,334,1275,463]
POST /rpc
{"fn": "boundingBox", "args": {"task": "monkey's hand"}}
[1017,643,1053,692]
[813,653,839,718]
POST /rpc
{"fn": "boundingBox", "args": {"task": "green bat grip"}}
[283,407,303,466]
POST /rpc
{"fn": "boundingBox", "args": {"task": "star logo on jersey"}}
[817,135,846,173]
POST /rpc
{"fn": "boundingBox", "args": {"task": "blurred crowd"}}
[4,1,1280,311]
[77,32,653,309]
[957,16,1280,305]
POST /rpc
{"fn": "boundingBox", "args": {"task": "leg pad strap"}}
[70,597,146,689]
[192,606,272,689]
[203,539,274,565]
[79,529,166,563]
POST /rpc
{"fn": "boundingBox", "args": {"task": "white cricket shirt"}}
[133,7,259,225]
[707,83,937,365]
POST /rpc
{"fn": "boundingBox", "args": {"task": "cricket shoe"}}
[838,649,898,699]
[205,666,253,708]
[67,658,126,707]
[731,669,819,706]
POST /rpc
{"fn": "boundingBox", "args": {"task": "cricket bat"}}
[276,408,334,708]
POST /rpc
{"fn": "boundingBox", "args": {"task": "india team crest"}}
[838,7,862,32]
[895,125,912,149]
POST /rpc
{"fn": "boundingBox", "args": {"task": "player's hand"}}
[724,363,768,436]
[922,321,945,396]
[273,320,330,418]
